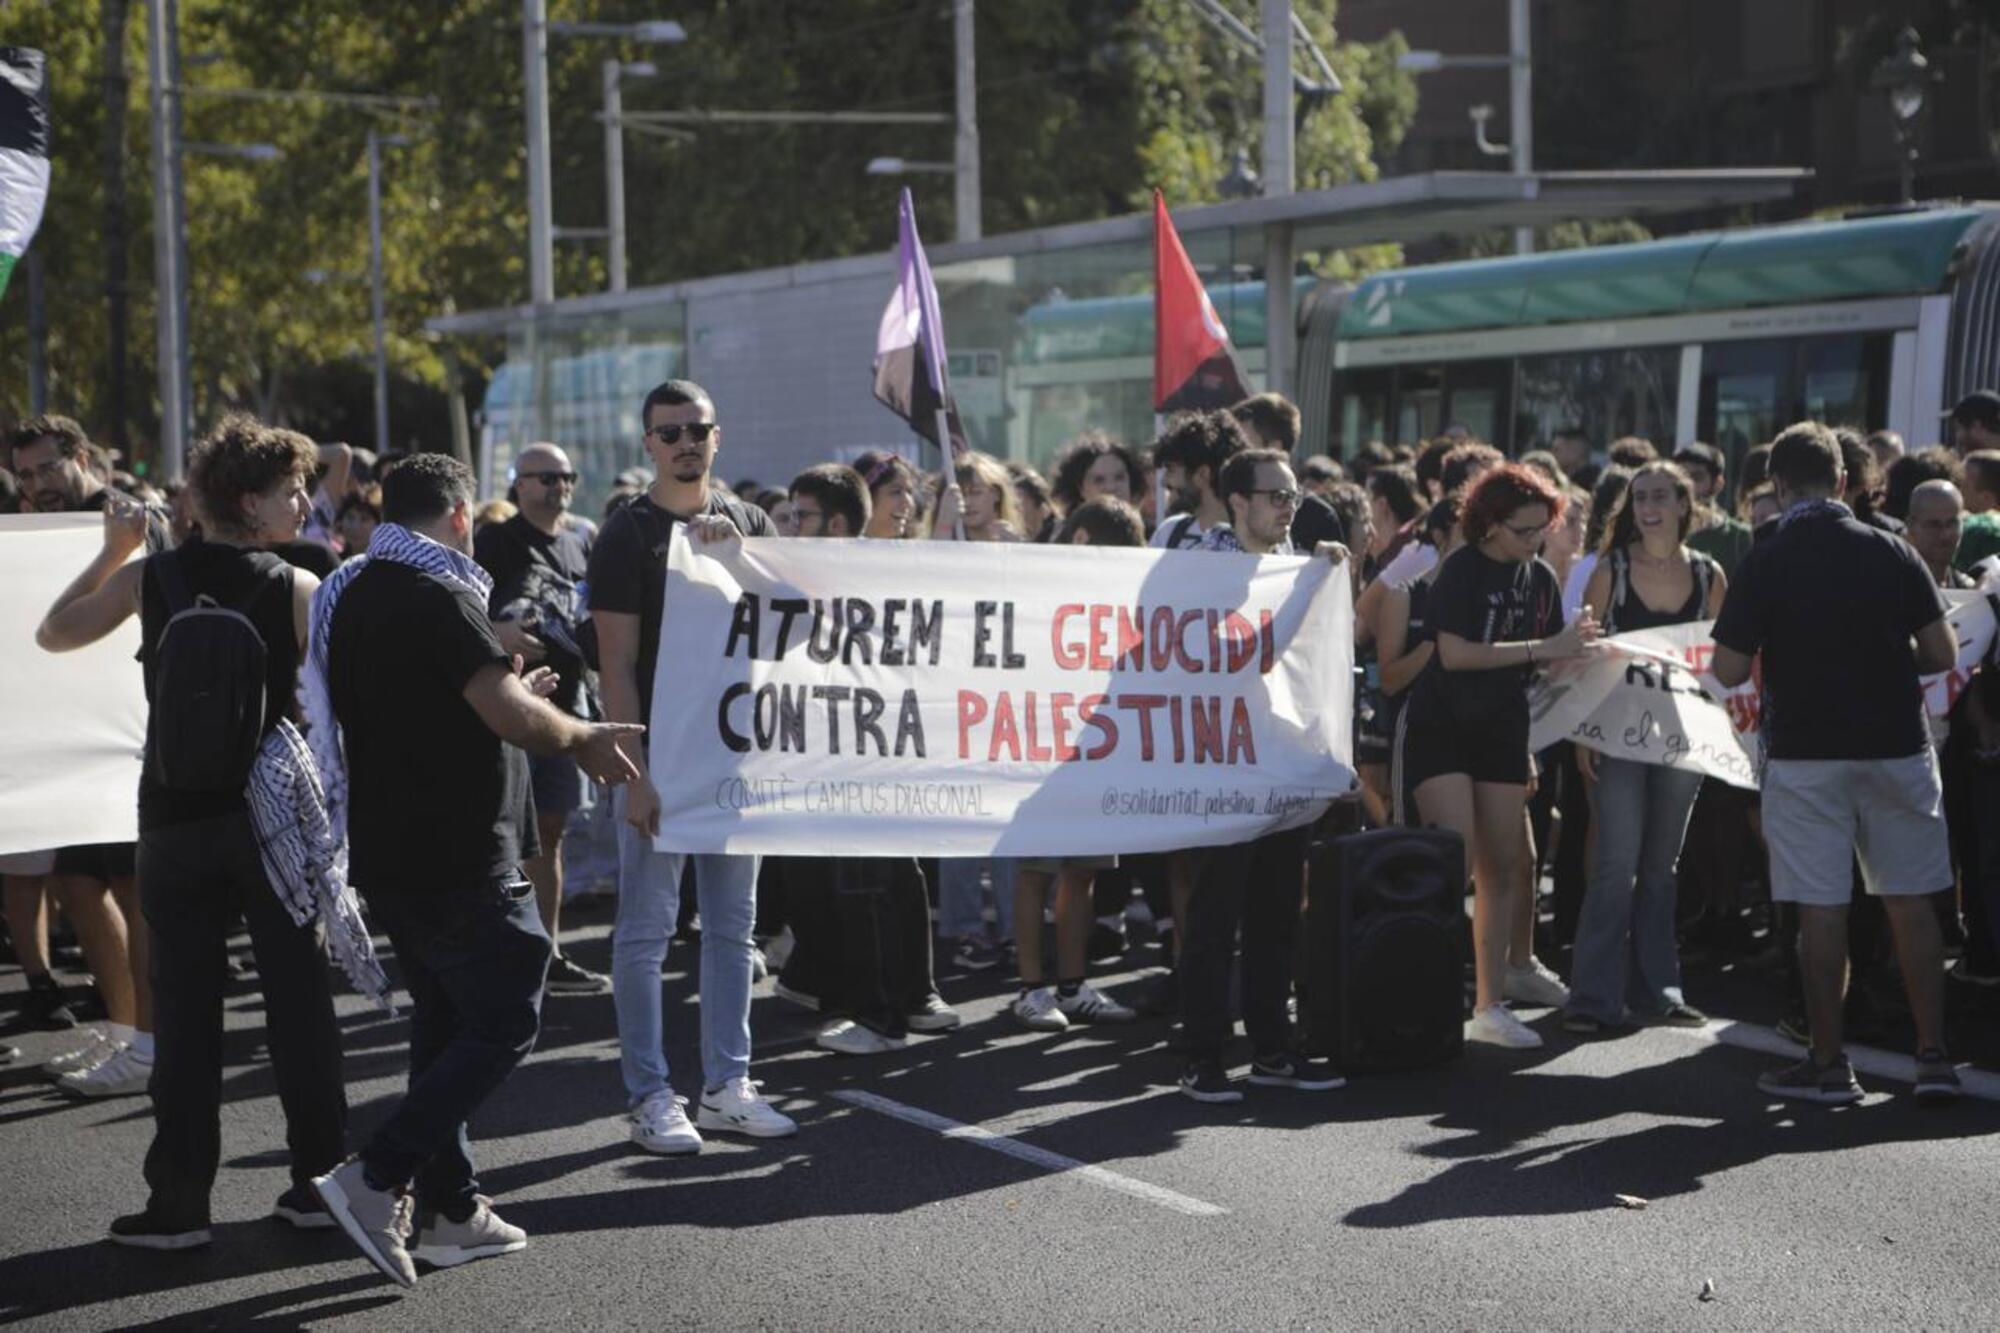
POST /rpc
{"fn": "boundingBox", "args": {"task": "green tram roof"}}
[1339,206,1986,341]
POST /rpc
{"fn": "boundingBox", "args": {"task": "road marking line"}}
[832,1088,1228,1217]
[1671,1020,2000,1103]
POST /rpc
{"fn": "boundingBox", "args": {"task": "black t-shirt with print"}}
[476,514,595,717]
[585,491,773,728]
[1712,508,1947,761]
[327,561,537,894]
[1407,545,1564,737]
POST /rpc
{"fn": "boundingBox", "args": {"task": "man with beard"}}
[1149,410,1246,550]
[475,441,606,995]
[588,381,796,1156]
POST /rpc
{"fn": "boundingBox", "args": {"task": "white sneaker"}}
[629,1089,704,1155]
[905,994,962,1032]
[1465,1004,1545,1049]
[45,1029,117,1078]
[1011,987,1070,1032]
[762,927,795,973]
[696,1077,798,1138]
[1055,982,1137,1024]
[410,1195,528,1269]
[1503,958,1571,1009]
[750,946,770,983]
[815,1019,906,1056]
[58,1044,152,1098]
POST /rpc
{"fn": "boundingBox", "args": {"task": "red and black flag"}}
[1153,190,1247,413]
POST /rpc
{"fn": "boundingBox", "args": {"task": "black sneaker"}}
[25,974,78,1030]
[1756,1052,1863,1106]
[1913,1048,1963,1104]
[951,937,1007,972]
[545,953,611,996]
[274,1181,339,1229]
[1773,1013,1811,1046]
[109,1209,212,1250]
[1177,1058,1243,1104]
[1562,1011,1623,1036]
[1657,1002,1709,1028]
[1086,921,1127,967]
[1247,1051,1346,1091]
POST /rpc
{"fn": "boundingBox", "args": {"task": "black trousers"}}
[138,812,347,1224]
[793,858,935,1036]
[361,877,549,1216]
[1176,827,1312,1061]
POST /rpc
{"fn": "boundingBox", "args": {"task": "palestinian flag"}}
[0,48,49,301]
[872,187,967,456]
[1153,189,1247,412]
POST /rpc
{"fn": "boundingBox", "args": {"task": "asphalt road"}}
[3,908,1998,1331]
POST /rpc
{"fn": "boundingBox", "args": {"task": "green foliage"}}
[0,0,1419,462]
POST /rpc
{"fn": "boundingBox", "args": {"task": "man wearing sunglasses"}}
[586,380,793,1156]
[474,441,607,997]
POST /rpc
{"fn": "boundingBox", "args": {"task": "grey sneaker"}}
[1756,1053,1863,1106]
[313,1159,418,1289]
[1914,1048,1963,1104]
[411,1196,527,1269]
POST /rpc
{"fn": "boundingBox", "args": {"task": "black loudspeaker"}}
[1302,827,1467,1072]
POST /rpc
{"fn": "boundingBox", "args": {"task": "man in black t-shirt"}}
[1712,422,1962,1106]
[587,379,796,1157]
[475,440,605,996]
[314,455,640,1288]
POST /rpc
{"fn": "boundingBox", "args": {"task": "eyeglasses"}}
[648,422,716,445]
[1251,488,1302,508]
[518,470,578,486]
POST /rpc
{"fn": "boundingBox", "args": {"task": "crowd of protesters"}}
[4,380,1999,1286]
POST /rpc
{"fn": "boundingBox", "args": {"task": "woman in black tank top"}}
[1566,462,1728,1034]
[36,419,347,1247]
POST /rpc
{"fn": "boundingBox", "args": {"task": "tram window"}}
[1335,368,1392,458]
[1396,365,1443,443]
[1514,348,1679,454]
[1803,334,1891,432]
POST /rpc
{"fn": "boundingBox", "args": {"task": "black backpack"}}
[142,552,287,792]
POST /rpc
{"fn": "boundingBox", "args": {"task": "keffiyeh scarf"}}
[247,720,392,1011]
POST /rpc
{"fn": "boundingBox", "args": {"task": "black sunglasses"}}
[648,422,716,445]
[519,470,578,485]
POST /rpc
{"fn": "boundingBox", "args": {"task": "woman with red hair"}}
[1402,464,1602,1050]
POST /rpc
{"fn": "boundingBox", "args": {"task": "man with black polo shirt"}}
[475,440,606,995]
[587,380,797,1156]
[1711,422,1963,1106]
[311,455,642,1288]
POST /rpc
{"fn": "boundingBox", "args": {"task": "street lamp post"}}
[521,3,684,306]
[148,0,188,481]
[1871,26,1936,206]
[1398,0,1535,255]
[603,59,656,294]
[368,131,411,456]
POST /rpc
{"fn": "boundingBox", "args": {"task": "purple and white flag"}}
[872,188,966,456]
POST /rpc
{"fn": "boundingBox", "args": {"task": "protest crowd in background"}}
[5,376,2000,1286]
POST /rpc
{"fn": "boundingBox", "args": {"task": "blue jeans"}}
[937,857,1014,941]
[562,783,621,897]
[361,875,550,1216]
[1570,757,1703,1022]
[611,788,759,1104]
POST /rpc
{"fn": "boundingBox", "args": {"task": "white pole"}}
[523,0,555,304]
[147,0,187,481]
[952,0,981,243]
[369,131,390,456]
[1261,0,1296,402]
[604,59,627,293]
[1510,0,1533,256]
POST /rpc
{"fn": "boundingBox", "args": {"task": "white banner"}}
[1527,590,1998,790]
[647,535,1355,855]
[0,516,145,854]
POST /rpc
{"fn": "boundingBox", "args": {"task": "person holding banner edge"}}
[1177,448,1351,1103]
[1564,462,1726,1036]
[1405,465,1602,1051]
[589,380,796,1155]
[1709,422,1962,1105]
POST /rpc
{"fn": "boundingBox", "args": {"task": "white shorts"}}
[1762,750,1953,907]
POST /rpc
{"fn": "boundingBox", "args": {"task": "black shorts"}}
[530,754,589,820]
[53,842,138,883]
[1399,718,1531,792]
